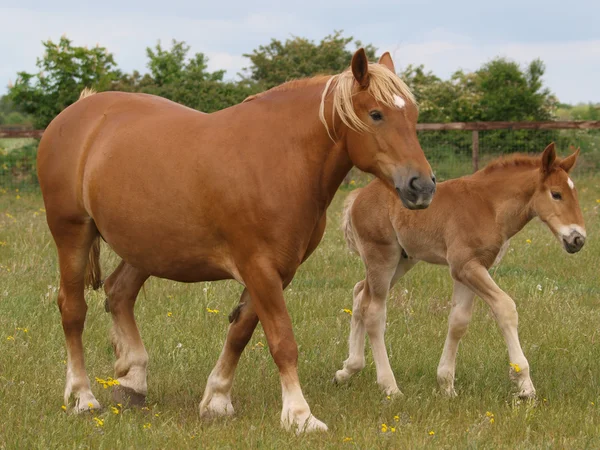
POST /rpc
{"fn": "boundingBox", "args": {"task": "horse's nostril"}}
[574,236,583,247]
[409,176,419,191]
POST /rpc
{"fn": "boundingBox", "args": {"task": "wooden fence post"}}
[472,130,479,172]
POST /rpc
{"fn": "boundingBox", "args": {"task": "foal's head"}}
[533,143,586,253]
[321,49,435,209]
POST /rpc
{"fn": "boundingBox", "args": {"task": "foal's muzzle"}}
[395,174,436,210]
[562,230,585,254]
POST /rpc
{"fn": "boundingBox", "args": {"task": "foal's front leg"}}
[437,280,475,397]
[456,262,536,398]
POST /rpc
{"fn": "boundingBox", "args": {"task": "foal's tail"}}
[342,189,361,255]
[85,235,102,290]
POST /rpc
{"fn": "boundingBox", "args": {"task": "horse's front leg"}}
[455,262,535,398]
[244,262,327,433]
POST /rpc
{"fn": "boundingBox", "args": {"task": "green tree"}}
[243,31,377,89]
[8,36,120,128]
[133,40,255,112]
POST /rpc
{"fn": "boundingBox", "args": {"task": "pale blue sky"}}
[2,1,599,103]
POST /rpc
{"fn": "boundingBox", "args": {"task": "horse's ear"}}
[560,147,580,173]
[541,142,557,174]
[378,52,396,73]
[351,48,370,89]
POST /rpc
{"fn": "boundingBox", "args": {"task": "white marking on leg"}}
[393,94,405,109]
[567,177,574,189]
[200,343,235,417]
[280,376,328,433]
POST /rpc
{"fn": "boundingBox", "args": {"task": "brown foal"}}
[336,144,585,399]
[37,49,435,432]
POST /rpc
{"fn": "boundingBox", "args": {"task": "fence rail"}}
[2,121,600,190]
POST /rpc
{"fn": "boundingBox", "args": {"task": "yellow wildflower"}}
[143,423,151,429]
[15,195,20,200]
[111,406,120,415]
[381,423,388,433]
[391,427,396,433]
[6,336,14,341]
[490,418,495,424]
[167,311,173,317]
[61,405,67,411]
[525,239,532,244]
[154,413,160,417]
[343,308,353,316]
[510,362,521,373]
[0,241,6,246]
[596,199,600,203]
[343,437,353,442]
[93,417,104,427]
[206,308,219,314]
[429,430,435,436]
[394,415,399,422]
[88,402,94,409]
[350,180,356,185]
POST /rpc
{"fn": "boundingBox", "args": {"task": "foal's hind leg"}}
[437,280,475,397]
[335,246,415,396]
[200,288,258,418]
[52,220,101,412]
[103,261,150,405]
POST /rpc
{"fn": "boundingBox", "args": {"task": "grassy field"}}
[1,175,599,449]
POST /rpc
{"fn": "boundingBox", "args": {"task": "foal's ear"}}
[560,147,580,173]
[378,52,396,73]
[352,48,370,89]
[541,142,557,174]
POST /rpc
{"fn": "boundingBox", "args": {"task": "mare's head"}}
[320,49,435,209]
[533,143,585,253]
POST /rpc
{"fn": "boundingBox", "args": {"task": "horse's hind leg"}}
[51,219,101,412]
[103,261,150,405]
[200,288,258,417]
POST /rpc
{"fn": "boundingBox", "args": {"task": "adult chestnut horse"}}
[38,49,436,432]
[336,144,585,399]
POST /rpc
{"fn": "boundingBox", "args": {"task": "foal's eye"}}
[369,110,383,121]
[551,191,562,200]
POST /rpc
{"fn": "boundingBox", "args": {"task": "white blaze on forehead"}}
[567,177,575,189]
[393,95,406,109]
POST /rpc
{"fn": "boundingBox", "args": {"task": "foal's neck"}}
[475,168,539,240]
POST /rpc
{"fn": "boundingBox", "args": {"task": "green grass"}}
[1,177,599,449]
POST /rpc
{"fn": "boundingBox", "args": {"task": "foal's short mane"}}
[482,154,544,174]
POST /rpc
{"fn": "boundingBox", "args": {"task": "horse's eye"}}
[551,191,562,200]
[369,111,383,121]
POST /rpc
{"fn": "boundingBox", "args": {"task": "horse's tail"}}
[78,87,97,101]
[85,235,102,290]
[342,189,361,255]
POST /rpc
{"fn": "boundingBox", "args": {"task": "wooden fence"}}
[2,120,600,173]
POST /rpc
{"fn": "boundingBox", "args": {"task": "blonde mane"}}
[319,63,417,139]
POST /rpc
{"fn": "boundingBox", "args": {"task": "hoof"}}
[383,385,403,397]
[73,397,102,413]
[199,394,234,418]
[282,414,329,434]
[334,369,351,384]
[517,389,537,400]
[112,385,146,407]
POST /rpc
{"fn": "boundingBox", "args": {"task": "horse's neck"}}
[475,169,538,239]
[254,85,353,212]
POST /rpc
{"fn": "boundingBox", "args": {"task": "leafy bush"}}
[0,144,38,189]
